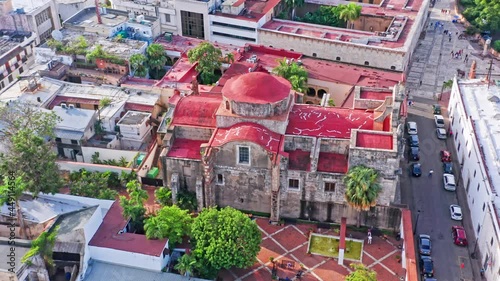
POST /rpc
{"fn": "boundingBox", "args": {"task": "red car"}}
[441,150,452,162]
[452,226,468,246]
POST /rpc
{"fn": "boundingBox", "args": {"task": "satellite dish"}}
[51,30,63,41]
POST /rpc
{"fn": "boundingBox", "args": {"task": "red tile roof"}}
[48,96,99,109]
[88,201,167,256]
[212,123,282,153]
[301,58,402,87]
[239,45,302,71]
[171,94,222,128]
[124,102,154,113]
[166,138,205,160]
[359,90,393,100]
[286,105,375,138]
[222,72,291,104]
[317,152,348,173]
[356,132,393,150]
[286,150,311,171]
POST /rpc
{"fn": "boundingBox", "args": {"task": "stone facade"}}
[159,72,403,228]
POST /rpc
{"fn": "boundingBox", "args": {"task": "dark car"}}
[418,234,432,255]
[420,256,434,278]
[411,163,422,177]
[409,147,420,161]
[408,135,419,147]
[432,104,441,114]
[443,162,453,173]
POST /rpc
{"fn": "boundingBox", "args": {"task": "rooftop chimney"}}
[468,60,477,79]
[191,76,199,95]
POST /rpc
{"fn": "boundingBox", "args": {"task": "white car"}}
[434,115,445,128]
[450,204,463,221]
[443,173,456,191]
[436,128,447,140]
[407,121,418,135]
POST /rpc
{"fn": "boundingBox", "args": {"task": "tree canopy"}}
[146,43,167,79]
[337,3,362,28]
[345,263,377,281]
[120,180,148,232]
[144,205,193,244]
[129,53,148,77]
[22,226,59,271]
[68,169,118,200]
[174,253,197,277]
[187,42,223,85]
[298,6,343,27]
[343,165,381,226]
[462,0,500,31]
[191,207,261,275]
[272,58,308,93]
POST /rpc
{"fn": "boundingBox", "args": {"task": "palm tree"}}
[146,43,167,79]
[272,58,308,93]
[129,53,148,77]
[440,79,453,100]
[343,165,381,227]
[174,254,197,277]
[337,3,362,29]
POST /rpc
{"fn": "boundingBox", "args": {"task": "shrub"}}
[493,40,500,52]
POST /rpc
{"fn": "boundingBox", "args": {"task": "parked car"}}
[450,204,463,221]
[434,115,445,128]
[441,150,452,162]
[409,147,420,161]
[418,234,432,255]
[452,225,468,246]
[436,128,447,139]
[419,256,434,278]
[411,163,422,177]
[443,173,456,191]
[443,162,453,173]
[408,135,419,147]
[407,121,418,135]
[432,104,441,114]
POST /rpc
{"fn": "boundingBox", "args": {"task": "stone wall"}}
[216,113,289,134]
[258,29,406,71]
[284,136,314,151]
[165,157,203,191]
[174,126,213,140]
[319,138,350,153]
[353,15,394,32]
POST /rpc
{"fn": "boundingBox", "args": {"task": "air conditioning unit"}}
[61,103,67,109]
[68,104,75,109]
[387,4,394,9]
[136,15,145,22]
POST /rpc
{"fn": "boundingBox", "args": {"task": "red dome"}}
[222,72,291,104]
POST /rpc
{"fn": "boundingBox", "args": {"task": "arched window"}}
[318,89,327,99]
[225,101,230,110]
[336,57,341,61]
[391,66,396,70]
[307,87,316,97]
[312,53,317,57]
[364,61,369,66]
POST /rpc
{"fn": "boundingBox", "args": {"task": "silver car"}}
[436,128,447,140]
[450,204,463,221]
[407,121,418,135]
[434,115,445,128]
[443,173,456,191]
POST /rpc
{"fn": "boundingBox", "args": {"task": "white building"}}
[52,105,98,161]
[448,77,500,280]
[54,0,93,21]
[117,110,153,148]
[0,0,61,45]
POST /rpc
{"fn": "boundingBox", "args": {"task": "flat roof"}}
[212,0,281,22]
[155,35,239,55]
[12,0,51,13]
[458,79,500,196]
[117,110,151,125]
[88,201,168,256]
[53,106,95,132]
[157,56,198,84]
[317,152,348,173]
[286,104,380,138]
[54,206,98,244]
[0,77,63,104]
[0,30,32,58]
[356,131,393,150]
[167,138,205,160]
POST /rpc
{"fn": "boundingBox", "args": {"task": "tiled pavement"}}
[219,219,406,281]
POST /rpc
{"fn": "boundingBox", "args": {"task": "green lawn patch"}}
[308,234,363,261]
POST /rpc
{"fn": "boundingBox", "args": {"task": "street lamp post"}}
[413,210,421,235]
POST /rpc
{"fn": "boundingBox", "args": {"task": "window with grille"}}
[238,146,250,165]
[324,182,336,192]
[288,179,299,190]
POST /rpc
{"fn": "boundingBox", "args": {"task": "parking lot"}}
[400,97,475,281]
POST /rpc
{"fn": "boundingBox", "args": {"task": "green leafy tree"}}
[119,180,148,232]
[0,102,62,238]
[146,43,167,79]
[155,187,172,206]
[187,42,223,85]
[272,58,308,93]
[68,169,118,200]
[144,205,192,244]
[345,263,377,281]
[174,254,197,277]
[494,40,500,52]
[337,3,362,29]
[22,226,59,272]
[284,0,305,19]
[463,0,500,32]
[343,165,381,227]
[191,207,261,278]
[130,53,148,77]
[177,190,198,212]
[298,6,342,27]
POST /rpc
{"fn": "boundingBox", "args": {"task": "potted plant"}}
[395,255,401,263]
[269,257,275,263]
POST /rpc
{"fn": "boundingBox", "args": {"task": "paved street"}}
[399,0,499,280]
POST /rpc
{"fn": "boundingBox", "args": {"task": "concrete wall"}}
[352,15,393,32]
[174,126,213,141]
[165,158,203,190]
[57,0,93,21]
[175,0,212,40]
[258,24,406,71]
[88,243,168,272]
[57,160,133,174]
[284,136,314,151]
[79,205,105,280]
[81,146,139,164]
[34,47,74,65]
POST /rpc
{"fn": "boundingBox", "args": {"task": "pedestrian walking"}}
[367,231,372,244]
[449,36,452,42]
[451,51,454,58]
[428,170,434,177]
[419,80,422,86]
